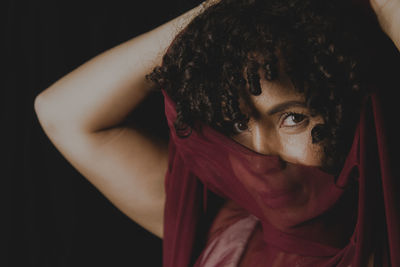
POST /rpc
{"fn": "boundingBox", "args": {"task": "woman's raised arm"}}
[33,1,215,238]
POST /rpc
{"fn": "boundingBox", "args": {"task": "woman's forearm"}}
[35,3,206,133]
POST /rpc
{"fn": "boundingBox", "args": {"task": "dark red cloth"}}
[160,2,399,265]
[161,86,399,266]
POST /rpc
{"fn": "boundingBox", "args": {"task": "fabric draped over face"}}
[161,87,399,266]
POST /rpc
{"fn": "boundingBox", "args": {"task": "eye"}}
[233,120,249,134]
[280,112,308,127]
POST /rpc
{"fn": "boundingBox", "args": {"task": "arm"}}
[370,0,400,51]
[34,4,208,133]
[34,1,214,238]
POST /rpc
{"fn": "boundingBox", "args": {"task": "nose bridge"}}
[251,123,274,155]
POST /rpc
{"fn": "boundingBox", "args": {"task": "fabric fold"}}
[162,87,398,266]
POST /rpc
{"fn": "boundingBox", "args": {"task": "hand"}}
[369,0,400,51]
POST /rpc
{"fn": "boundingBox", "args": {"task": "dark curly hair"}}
[146,0,396,175]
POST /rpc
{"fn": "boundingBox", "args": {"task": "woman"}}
[34,0,400,266]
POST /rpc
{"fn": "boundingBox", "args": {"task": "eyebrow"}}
[267,101,307,115]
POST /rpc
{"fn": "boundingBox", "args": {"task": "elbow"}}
[34,93,44,115]
[34,93,85,135]
[34,93,57,133]
[34,93,49,122]
[34,93,45,120]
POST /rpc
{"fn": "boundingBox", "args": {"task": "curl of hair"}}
[146,0,396,174]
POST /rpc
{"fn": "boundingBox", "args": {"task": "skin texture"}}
[232,67,324,167]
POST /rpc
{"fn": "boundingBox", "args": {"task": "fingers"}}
[369,0,400,50]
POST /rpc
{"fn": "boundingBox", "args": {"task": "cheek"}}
[279,130,324,167]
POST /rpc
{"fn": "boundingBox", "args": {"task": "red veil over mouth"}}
[160,3,399,267]
[162,86,400,267]
[161,86,399,266]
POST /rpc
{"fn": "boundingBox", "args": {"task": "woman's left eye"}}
[280,113,308,127]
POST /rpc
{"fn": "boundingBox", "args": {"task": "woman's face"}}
[232,69,324,167]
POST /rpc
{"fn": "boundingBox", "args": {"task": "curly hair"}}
[146,0,395,175]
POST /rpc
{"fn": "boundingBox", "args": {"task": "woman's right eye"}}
[233,121,249,134]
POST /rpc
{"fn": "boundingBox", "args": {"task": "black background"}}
[4,1,200,266]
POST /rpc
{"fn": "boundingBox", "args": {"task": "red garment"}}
[161,87,399,266]
[160,2,399,266]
